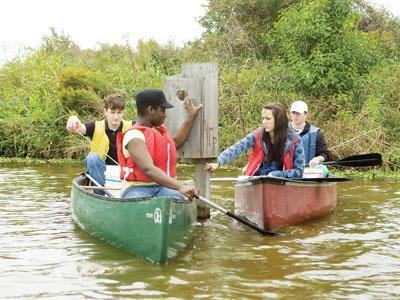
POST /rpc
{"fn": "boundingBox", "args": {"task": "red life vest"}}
[245,128,299,176]
[116,124,177,182]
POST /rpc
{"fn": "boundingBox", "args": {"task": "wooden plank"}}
[163,63,218,219]
[164,76,202,158]
[202,73,219,158]
[164,64,219,159]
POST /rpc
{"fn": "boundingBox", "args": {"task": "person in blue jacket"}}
[289,100,329,167]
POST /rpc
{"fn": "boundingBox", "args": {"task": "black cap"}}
[135,89,174,109]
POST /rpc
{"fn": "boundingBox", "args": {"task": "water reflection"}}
[0,163,399,298]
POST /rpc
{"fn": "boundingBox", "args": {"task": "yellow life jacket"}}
[90,119,131,160]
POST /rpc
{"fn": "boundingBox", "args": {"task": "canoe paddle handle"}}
[196,195,279,236]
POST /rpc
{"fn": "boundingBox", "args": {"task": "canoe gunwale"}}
[72,175,189,204]
[234,176,349,187]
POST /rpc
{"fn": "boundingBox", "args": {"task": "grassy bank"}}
[1,0,399,168]
[0,156,82,165]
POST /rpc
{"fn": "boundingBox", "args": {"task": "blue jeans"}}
[85,152,106,195]
[122,185,185,200]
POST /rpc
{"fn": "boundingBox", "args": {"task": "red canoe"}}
[234,177,340,230]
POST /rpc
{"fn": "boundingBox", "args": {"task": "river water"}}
[0,163,399,299]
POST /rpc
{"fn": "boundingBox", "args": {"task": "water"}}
[0,163,399,299]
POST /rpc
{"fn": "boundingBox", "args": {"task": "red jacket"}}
[117,124,177,182]
[245,128,299,176]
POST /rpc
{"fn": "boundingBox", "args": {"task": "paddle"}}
[83,173,113,197]
[210,154,380,183]
[195,195,279,236]
[322,153,382,167]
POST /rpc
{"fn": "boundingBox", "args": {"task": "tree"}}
[197,0,301,59]
[263,0,384,96]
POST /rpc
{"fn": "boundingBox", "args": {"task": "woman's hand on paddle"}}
[66,115,82,133]
[205,163,219,172]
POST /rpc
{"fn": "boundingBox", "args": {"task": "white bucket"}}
[104,165,122,197]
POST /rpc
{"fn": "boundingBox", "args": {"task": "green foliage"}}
[0,31,185,159]
[0,45,67,158]
[355,0,400,59]
[57,66,109,118]
[360,62,400,166]
[198,0,301,59]
[40,27,80,55]
[1,0,400,169]
[263,0,384,96]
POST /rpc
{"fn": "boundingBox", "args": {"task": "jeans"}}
[84,152,106,195]
[122,185,185,200]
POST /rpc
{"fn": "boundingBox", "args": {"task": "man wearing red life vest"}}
[117,89,202,200]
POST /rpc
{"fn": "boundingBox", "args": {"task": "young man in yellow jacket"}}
[66,94,133,194]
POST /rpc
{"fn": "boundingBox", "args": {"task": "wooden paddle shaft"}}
[197,195,228,214]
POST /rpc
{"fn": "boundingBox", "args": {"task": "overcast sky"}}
[0,0,399,64]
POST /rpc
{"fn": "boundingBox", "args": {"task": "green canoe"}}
[70,176,197,264]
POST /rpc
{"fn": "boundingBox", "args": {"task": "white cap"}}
[290,100,308,113]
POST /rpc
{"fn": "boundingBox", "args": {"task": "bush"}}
[57,66,108,118]
[263,0,384,96]
[0,32,186,159]
[361,62,400,166]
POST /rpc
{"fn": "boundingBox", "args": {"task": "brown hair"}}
[262,103,288,165]
[105,94,125,110]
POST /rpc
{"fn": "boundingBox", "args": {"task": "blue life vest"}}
[301,124,319,164]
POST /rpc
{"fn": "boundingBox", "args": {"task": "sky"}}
[0,0,399,65]
[0,0,207,64]
[368,0,400,15]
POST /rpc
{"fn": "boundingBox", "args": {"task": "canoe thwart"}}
[81,186,122,190]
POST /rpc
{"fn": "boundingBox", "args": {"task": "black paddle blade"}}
[324,153,382,167]
[226,211,279,236]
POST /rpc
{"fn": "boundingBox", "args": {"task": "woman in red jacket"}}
[206,103,305,178]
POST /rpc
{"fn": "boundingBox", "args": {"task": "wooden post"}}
[194,161,211,219]
[164,63,219,220]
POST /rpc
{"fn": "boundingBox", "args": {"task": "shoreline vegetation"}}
[1,0,399,169]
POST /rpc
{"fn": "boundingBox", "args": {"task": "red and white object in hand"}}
[66,115,82,132]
